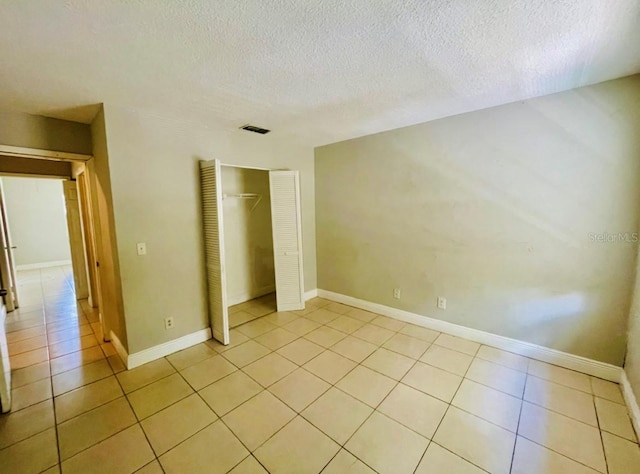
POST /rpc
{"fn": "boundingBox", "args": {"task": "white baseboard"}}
[621,371,640,440]
[126,327,212,370]
[304,289,318,301]
[227,286,276,307]
[16,260,72,271]
[318,289,622,382]
[109,330,129,369]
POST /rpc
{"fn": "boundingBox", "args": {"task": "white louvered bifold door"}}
[200,159,229,345]
[269,171,305,312]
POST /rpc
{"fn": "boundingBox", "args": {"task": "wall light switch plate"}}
[136,242,147,256]
[437,297,447,310]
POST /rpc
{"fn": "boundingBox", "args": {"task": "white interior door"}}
[200,159,230,344]
[0,182,18,311]
[269,170,305,311]
[63,181,90,299]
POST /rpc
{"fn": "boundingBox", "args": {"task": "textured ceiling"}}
[0,0,639,146]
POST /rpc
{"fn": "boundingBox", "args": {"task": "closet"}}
[200,159,305,345]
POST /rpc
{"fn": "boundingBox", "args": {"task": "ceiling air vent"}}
[240,124,270,135]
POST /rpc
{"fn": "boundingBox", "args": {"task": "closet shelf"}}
[223,193,263,211]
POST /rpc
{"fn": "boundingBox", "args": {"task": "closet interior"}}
[221,165,277,328]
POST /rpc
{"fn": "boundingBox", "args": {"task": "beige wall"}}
[0,109,92,154]
[1,177,71,266]
[102,104,316,354]
[222,166,275,305]
[89,107,128,347]
[315,75,640,365]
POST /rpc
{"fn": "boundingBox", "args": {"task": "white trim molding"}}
[126,327,212,370]
[16,260,72,271]
[0,144,92,162]
[109,330,129,369]
[318,289,622,382]
[621,371,640,440]
[304,289,318,301]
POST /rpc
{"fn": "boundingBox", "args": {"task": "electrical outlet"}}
[164,317,174,329]
[393,288,401,299]
[437,297,447,310]
[136,242,147,256]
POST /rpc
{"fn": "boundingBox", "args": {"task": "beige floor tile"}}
[326,315,366,334]
[0,428,58,474]
[11,377,52,411]
[336,366,396,407]
[10,347,49,370]
[243,352,297,387]
[346,411,429,474]
[303,350,357,384]
[230,310,258,327]
[352,324,395,346]
[325,302,352,315]
[61,424,154,474]
[591,377,624,404]
[52,359,113,395]
[221,340,271,367]
[465,358,526,397]
[107,354,126,373]
[223,391,295,450]
[434,407,515,474]
[206,330,250,353]
[99,343,116,357]
[322,449,375,473]
[346,308,378,323]
[595,397,637,441]
[370,315,405,331]
[378,383,448,438]
[305,308,341,325]
[282,317,321,336]
[304,326,347,348]
[0,399,54,449]
[6,326,45,345]
[476,345,529,372]
[511,436,600,474]
[50,345,105,376]
[277,338,324,365]
[269,368,330,411]
[11,361,50,388]
[166,342,217,370]
[262,311,299,327]
[58,397,136,460]
[382,333,430,359]
[602,432,640,474]
[8,334,47,356]
[255,327,298,350]
[235,318,278,338]
[228,455,268,473]
[402,362,462,402]
[415,442,486,473]
[361,347,414,380]
[136,460,164,474]
[433,334,480,356]
[518,402,606,472]
[127,373,194,419]
[255,416,340,473]
[55,376,123,422]
[452,379,522,431]
[48,334,99,359]
[116,357,176,393]
[159,420,248,474]
[41,464,60,474]
[199,370,263,416]
[141,393,217,455]
[330,336,378,363]
[524,376,597,426]
[47,325,93,345]
[528,360,592,393]
[302,387,373,444]
[180,354,237,390]
[420,345,473,376]
[307,297,332,308]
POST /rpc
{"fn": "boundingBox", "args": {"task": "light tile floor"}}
[1,267,640,473]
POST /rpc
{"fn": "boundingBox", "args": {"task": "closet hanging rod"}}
[222,193,263,211]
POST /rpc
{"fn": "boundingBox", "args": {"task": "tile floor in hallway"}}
[1,267,640,473]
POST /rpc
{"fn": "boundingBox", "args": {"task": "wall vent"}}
[240,124,270,135]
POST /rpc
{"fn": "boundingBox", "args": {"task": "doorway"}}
[199,160,305,345]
